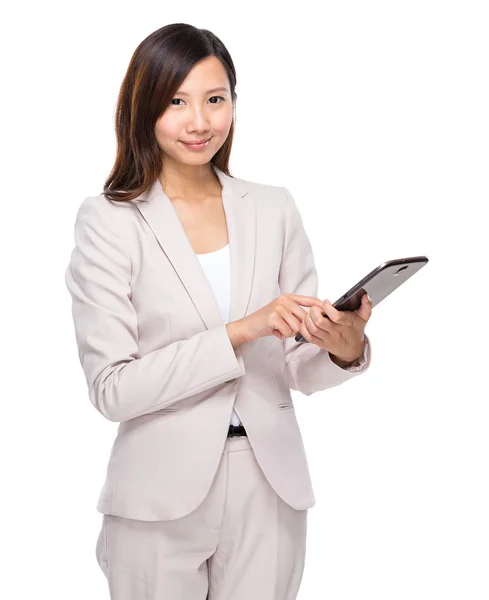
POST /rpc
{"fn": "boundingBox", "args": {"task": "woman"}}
[65,22,372,600]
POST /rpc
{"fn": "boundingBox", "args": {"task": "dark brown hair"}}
[103,23,238,203]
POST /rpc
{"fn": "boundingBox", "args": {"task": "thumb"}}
[356,293,372,322]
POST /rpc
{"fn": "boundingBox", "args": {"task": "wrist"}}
[226,319,253,348]
[329,338,366,368]
[329,354,357,368]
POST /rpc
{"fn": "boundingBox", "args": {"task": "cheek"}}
[213,108,233,135]
[154,117,179,144]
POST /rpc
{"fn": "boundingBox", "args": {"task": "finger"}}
[355,293,372,322]
[270,310,294,339]
[321,299,344,324]
[297,317,313,343]
[279,298,316,326]
[309,305,334,333]
[272,323,291,339]
[305,311,330,341]
[288,294,325,308]
[287,302,311,323]
[276,305,302,335]
[302,315,327,346]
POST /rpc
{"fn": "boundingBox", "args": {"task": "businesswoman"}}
[65,23,372,600]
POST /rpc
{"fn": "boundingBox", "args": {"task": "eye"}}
[170,96,225,106]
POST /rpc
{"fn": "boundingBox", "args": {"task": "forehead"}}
[177,56,230,93]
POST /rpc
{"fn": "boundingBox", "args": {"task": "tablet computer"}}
[295,255,429,343]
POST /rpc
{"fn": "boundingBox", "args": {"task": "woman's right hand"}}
[241,294,325,342]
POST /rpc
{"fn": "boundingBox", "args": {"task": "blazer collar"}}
[135,165,257,331]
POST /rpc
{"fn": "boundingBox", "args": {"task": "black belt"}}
[228,424,247,437]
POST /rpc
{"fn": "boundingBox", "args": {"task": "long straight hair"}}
[103,23,238,203]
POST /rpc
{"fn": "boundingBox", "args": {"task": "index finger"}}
[288,294,324,308]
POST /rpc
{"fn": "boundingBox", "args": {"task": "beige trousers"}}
[95,435,308,599]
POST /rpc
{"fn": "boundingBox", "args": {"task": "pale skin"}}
[154,55,371,367]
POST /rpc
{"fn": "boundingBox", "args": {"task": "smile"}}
[180,139,211,150]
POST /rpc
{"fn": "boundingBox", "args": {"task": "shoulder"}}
[71,194,136,241]
[229,174,291,212]
[234,176,300,230]
[232,173,286,195]
[77,193,139,214]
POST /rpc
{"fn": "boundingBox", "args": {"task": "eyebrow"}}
[175,87,229,96]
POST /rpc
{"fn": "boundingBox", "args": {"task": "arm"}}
[65,196,245,423]
[278,187,371,396]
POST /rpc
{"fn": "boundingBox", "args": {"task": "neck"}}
[159,162,220,199]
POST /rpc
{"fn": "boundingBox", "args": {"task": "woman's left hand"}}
[297,293,372,363]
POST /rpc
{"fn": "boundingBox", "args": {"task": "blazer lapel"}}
[135,165,256,330]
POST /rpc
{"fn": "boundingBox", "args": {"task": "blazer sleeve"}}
[278,187,371,396]
[64,196,245,423]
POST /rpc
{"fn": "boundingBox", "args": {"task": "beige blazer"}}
[64,165,371,521]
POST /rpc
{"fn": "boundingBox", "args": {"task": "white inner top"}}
[195,244,241,426]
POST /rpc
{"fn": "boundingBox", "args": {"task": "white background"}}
[2,1,488,598]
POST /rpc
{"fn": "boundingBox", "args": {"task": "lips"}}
[182,138,210,145]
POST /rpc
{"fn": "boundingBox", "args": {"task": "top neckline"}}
[195,243,229,257]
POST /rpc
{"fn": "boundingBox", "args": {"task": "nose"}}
[186,106,211,132]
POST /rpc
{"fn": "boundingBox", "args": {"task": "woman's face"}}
[154,56,234,167]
